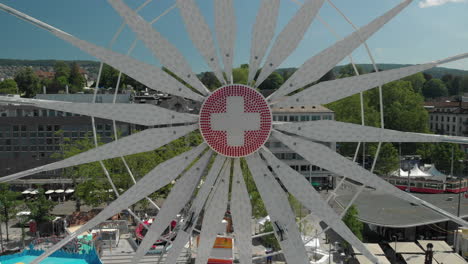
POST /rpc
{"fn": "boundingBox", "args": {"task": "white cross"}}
[211,96,261,146]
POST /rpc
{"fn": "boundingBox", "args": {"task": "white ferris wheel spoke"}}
[107,0,210,96]
[0,96,198,127]
[268,0,412,102]
[259,148,378,264]
[248,0,280,84]
[29,144,207,264]
[132,150,214,263]
[177,0,226,85]
[214,0,236,83]
[246,153,310,264]
[231,158,253,264]
[272,53,468,108]
[165,155,227,264]
[0,125,198,183]
[0,3,205,103]
[272,130,468,227]
[195,159,232,264]
[255,0,325,87]
[275,120,468,144]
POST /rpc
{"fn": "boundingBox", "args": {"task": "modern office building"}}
[266,105,336,188]
[0,93,132,185]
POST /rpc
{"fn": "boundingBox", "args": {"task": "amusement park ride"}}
[1,0,468,263]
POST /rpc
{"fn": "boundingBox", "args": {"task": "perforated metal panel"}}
[108,0,210,96]
[231,158,252,264]
[260,148,378,264]
[269,0,412,102]
[274,120,468,144]
[0,125,197,183]
[246,153,310,264]
[56,32,205,102]
[0,96,198,126]
[164,155,226,264]
[30,144,207,264]
[248,0,280,84]
[132,150,213,263]
[272,62,436,108]
[255,0,324,86]
[272,130,468,227]
[215,0,236,81]
[195,159,231,264]
[177,0,226,85]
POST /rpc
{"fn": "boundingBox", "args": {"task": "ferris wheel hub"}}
[199,84,272,157]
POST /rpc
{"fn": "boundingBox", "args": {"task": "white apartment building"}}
[425,100,468,153]
[266,105,336,188]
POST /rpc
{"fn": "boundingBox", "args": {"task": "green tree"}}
[369,80,430,133]
[368,143,399,175]
[403,72,426,94]
[26,189,57,225]
[417,143,465,174]
[337,64,365,78]
[0,183,21,241]
[422,79,448,98]
[461,76,468,94]
[200,71,221,91]
[68,62,86,93]
[54,61,71,80]
[342,205,363,241]
[14,67,40,97]
[233,67,248,84]
[0,79,18,94]
[258,72,284,90]
[450,76,463,95]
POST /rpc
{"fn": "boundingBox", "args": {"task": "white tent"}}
[409,165,432,177]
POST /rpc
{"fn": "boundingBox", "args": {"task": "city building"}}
[0,93,132,186]
[266,105,336,188]
[425,98,468,155]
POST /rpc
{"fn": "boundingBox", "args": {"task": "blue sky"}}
[0,0,467,72]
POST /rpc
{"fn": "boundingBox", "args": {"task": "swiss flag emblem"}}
[200,85,272,157]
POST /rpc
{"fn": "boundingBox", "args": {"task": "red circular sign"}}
[199,84,272,157]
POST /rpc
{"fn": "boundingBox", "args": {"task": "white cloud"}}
[419,0,467,8]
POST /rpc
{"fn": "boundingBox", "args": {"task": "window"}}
[311,115,320,121]
[300,116,310,121]
[38,125,44,131]
[66,112,72,117]
[453,125,456,132]
[430,116,433,121]
[41,110,47,117]
[436,116,438,121]
[273,116,277,121]
[441,116,444,122]
[49,110,56,117]
[21,125,27,131]
[54,125,60,131]
[289,116,299,122]
[105,124,112,131]
[273,142,282,148]
[16,109,22,117]
[453,116,456,122]
[301,165,309,172]
[13,125,19,132]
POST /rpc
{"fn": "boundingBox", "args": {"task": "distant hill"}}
[0,59,99,80]
[1,59,467,82]
[334,63,468,79]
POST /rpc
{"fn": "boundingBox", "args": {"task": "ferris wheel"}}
[1,0,468,264]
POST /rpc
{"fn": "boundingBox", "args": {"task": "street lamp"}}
[392,235,398,263]
[424,243,434,264]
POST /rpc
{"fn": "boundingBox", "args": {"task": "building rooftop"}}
[335,191,468,228]
[417,240,453,252]
[389,242,425,254]
[271,105,334,113]
[355,255,390,264]
[352,243,385,255]
[35,93,131,103]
